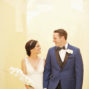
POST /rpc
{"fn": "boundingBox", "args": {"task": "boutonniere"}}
[66,49,73,54]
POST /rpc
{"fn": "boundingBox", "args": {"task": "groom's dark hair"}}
[54,29,67,40]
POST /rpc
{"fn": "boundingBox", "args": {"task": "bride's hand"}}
[25,85,34,89]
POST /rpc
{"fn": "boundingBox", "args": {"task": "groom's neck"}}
[58,41,67,47]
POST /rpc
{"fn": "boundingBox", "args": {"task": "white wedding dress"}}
[24,57,44,89]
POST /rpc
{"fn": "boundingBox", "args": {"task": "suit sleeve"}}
[43,49,51,88]
[75,48,83,89]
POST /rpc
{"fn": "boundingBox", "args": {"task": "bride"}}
[21,40,45,89]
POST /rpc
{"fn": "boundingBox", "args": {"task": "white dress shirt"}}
[59,43,68,62]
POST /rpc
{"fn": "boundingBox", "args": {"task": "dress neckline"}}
[26,57,42,71]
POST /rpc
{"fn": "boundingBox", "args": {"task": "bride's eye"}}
[37,45,40,47]
[35,45,39,47]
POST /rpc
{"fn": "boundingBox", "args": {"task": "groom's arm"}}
[75,48,83,89]
[43,49,51,89]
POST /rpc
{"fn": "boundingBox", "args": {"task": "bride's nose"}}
[39,47,41,50]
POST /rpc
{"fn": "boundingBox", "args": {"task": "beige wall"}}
[0,0,26,89]
[0,0,89,89]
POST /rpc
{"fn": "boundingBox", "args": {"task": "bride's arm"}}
[21,59,34,89]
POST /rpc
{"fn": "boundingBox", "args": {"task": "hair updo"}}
[25,40,38,56]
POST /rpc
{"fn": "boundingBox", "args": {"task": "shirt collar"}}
[65,43,68,49]
[55,43,68,50]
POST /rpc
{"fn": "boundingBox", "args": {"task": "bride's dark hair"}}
[25,40,38,56]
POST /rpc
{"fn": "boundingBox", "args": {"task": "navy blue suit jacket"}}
[43,44,83,89]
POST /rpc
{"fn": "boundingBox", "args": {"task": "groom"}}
[43,29,83,89]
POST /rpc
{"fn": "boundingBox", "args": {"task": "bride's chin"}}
[38,52,41,54]
[38,51,41,54]
[36,52,41,55]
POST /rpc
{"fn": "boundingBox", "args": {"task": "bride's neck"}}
[29,53,38,60]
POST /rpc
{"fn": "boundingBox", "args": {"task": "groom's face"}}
[53,32,63,46]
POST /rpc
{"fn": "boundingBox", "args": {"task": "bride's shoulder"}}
[21,57,28,65]
[21,58,26,66]
[39,57,46,64]
[21,58,25,63]
[21,58,27,74]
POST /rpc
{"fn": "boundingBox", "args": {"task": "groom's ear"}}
[62,36,66,40]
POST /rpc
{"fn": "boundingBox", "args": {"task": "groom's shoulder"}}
[48,46,56,51]
[69,44,80,51]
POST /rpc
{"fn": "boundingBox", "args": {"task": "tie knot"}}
[56,46,65,51]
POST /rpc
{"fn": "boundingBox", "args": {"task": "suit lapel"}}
[62,44,73,69]
[55,44,72,69]
[55,48,63,68]
[61,52,70,69]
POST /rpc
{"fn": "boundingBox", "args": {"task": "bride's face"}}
[31,42,41,54]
